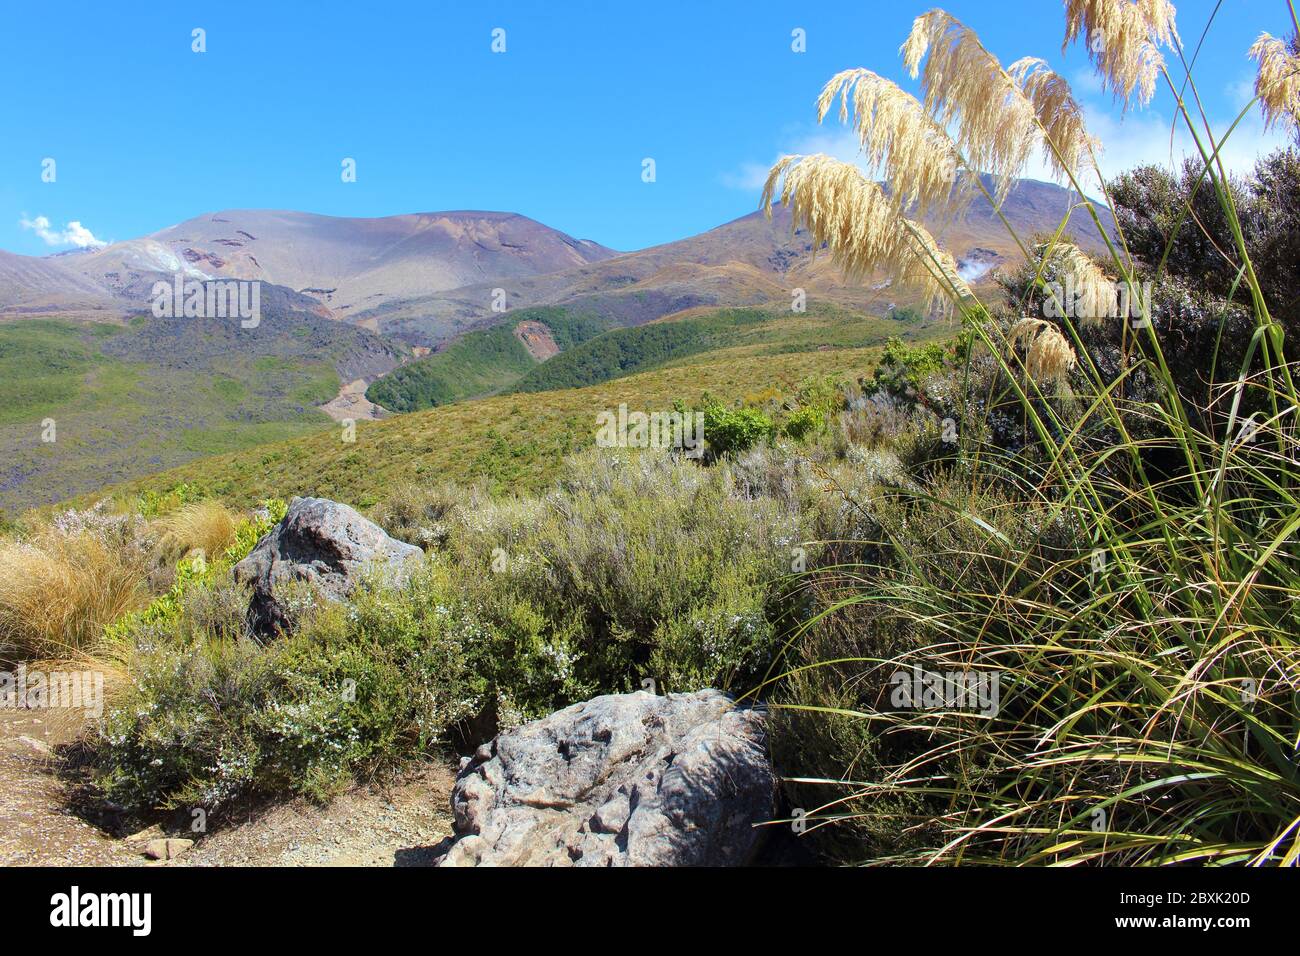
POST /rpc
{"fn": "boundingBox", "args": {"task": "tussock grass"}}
[154,500,239,560]
[763,2,1300,865]
[0,526,148,661]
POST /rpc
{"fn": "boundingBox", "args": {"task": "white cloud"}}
[721,127,871,195]
[719,161,774,192]
[1021,98,1289,185]
[19,214,108,249]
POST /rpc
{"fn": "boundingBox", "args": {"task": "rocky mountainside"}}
[0,210,617,324]
[0,179,1113,344]
[353,177,1116,343]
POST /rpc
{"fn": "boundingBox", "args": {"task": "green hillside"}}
[367,302,940,414]
[79,343,896,512]
[365,307,610,412]
[0,314,405,515]
[513,304,934,393]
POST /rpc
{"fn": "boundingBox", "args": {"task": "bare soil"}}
[0,708,457,868]
[319,377,389,422]
[512,319,561,361]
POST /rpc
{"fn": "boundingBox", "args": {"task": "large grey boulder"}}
[233,496,422,633]
[437,689,776,867]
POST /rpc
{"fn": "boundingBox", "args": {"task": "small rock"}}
[125,825,163,845]
[16,735,51,755]
[143,838,194,861]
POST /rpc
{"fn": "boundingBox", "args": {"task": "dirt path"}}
[0,709,137,866]
[174,761,456,867]
[0,708,458,867]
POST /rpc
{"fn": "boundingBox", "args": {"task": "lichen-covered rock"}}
[437,689,776,867]
[232,495,422,633]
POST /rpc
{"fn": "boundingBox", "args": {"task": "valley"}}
[77,336,901,510]
[0,181,1082,516]
[0,309,406,516]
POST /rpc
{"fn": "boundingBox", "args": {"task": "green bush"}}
[698,396,777,457]
[438,449,804,716]
[88,387,903,820]
[94,563,480,812]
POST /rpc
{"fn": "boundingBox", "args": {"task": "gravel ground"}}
[0,708,458,868]
[174,761,457,867]
[0,709,138,866]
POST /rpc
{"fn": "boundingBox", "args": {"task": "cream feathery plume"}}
[1009,317,1078,384]
[901,11,1096,199]
[1008,57,1101,175]
[762,154,972,315]
[1063,0,1179,108]
[816,68,971,218]
[1249,33,1300,131]
[1046,243,1117,326]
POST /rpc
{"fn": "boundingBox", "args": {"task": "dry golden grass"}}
[766,9,1102,326]
[154,499,239,560]
[0,530,148,660]
[1250,33,1300,131]
[1047,242,1119,324]
[902,11,1094,191]
[1007,57,1099,175]
[816,68,968,215]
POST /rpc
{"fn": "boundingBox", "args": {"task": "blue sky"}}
[1,0,1293,255]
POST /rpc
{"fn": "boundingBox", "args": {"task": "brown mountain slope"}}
[363,177,1116,344]
[0,178,1113,341]
[0,249,132,320]
[68,210,619,318]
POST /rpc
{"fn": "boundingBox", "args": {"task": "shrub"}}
[438,448,806,716]
[135,483,205,520]
[94,563,480,812]
[698,396,777,457]
[369,482,462,548]
[783,406,824,442]
[105,499,285,648]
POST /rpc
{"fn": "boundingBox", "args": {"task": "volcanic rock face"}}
[232,496,422,634]
[437,689,776,867]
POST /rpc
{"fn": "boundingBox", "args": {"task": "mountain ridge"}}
[0,178,1115,342]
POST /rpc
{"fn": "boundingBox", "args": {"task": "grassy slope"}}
[0,319,344,515]
[513,304,941,392]
[365,307,610,412]
[368,302,942,414]
[88,344,898,511]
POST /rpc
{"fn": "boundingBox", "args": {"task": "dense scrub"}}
[366,307,609,412]
[2,371,906,818]
[513,305,918,394]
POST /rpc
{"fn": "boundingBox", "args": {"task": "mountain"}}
[0,210,618,325]
[352,178,1117,343]
[136,210,618,316]
[0,249,132,319]
[0,178,1114,341]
